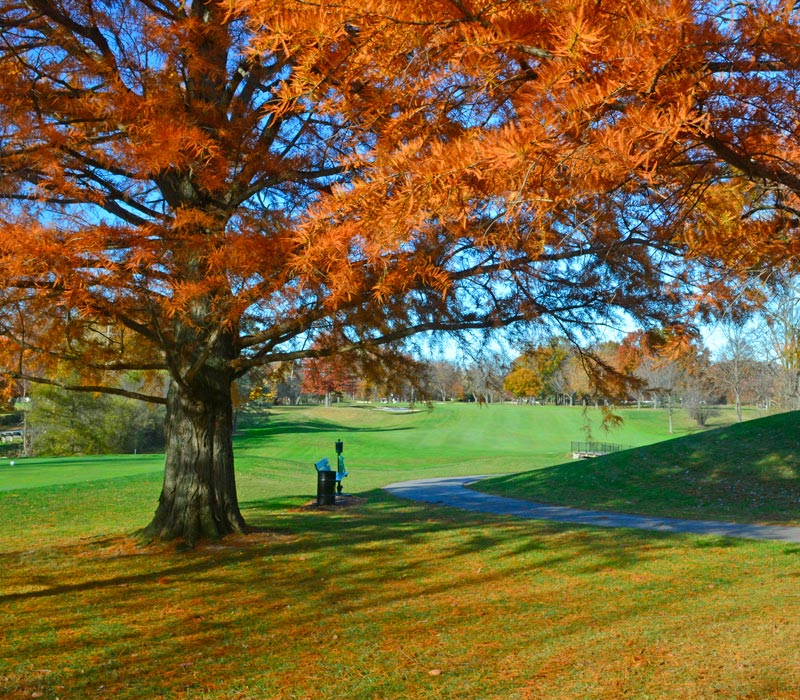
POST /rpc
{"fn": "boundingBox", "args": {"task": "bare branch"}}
[7,371,167,404]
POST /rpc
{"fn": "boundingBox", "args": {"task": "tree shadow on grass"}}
[1,488,777,700]
[2,487,735,606]
[483,441,800,525]
[236,419,414,438]
[0,558,217,603]
[239,488,752,576]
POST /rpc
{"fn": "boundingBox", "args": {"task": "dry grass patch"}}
[3,492,800,700]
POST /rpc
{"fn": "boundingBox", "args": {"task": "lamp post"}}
[335,439,345,494]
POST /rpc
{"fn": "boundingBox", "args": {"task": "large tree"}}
[301,355,358,405]
[1,0,797,543]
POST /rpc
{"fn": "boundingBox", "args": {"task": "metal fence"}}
[570,441,631,457]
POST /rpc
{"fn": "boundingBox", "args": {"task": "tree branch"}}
[7,371,167,404]
[701,133,800,195]
[234,313,530,369]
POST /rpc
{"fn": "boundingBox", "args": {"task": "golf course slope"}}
[476,410,800,525]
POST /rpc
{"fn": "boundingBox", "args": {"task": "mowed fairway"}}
[232,401,718,491]
[2,404,800,700]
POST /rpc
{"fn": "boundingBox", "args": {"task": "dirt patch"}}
[300,494,366,510]
[195,527,298,551]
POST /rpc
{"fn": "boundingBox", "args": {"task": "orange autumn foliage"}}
[0,0,799,540]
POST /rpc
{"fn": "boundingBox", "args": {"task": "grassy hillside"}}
[0,401,766,503]
[233,400,742,478]
[476,410,800,525]
[0,401,787,538]
[0,401,766,540]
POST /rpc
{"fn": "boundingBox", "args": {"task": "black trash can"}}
[316,470,336,506]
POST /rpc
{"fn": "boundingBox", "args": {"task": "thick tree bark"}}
[143,364,246,546]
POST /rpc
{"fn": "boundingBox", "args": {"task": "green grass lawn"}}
[0,453,164,491]
[232,401,738,487]
[2,403,800,700]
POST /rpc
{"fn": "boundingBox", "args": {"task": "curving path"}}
[383,475,800,543]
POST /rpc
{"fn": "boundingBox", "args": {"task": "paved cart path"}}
[383,475,800,543]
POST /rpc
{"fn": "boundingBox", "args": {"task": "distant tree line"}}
[245,288,800,434]
[7,283,800,456]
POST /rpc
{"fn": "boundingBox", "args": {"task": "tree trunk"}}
[144,368,246,546]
